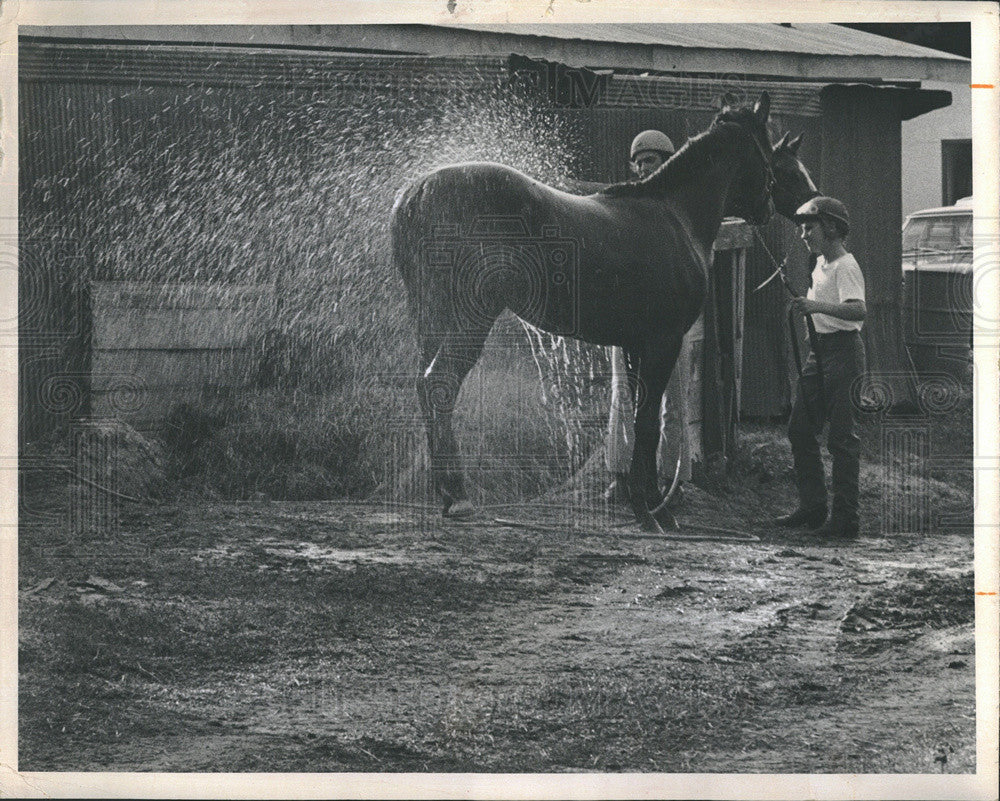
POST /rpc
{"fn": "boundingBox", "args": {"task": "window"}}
[956,215,973,249]
[941,139,972,206]
[902,218,927,254]
[902,213,973,271]
[923,218,957,253]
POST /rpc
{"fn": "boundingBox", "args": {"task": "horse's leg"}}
[628,335,682,533]
[416,329,490,518]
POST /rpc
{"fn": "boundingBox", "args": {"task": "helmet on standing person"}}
[793,196,851,236]
[630,130,676,161]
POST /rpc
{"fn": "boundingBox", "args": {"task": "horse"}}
[603,130,820,516]
[770,131,819,218]
[392,93,777,534]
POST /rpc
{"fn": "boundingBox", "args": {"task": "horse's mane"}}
[599,105,759,199]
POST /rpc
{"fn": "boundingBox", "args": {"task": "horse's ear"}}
[753,91,771,122]
[720,91,740,109]
[788,133,804,153]
[775,131,790,151]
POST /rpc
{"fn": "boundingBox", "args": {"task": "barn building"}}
[19,23,966,473]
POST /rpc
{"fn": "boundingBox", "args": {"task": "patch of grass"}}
[18,672,195,769]
[144,306,613,507]
[434,667,762,771]
[164,348,601,505]
[166,386,380,500]
[22,599,285,681]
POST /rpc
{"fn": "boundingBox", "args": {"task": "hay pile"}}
[70,420,168,505]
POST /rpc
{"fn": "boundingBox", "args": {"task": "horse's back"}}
[393,162,588,225]
[390,162,708,345]
[391,161,592,282]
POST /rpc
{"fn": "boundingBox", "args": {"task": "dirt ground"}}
[18,459,977,774]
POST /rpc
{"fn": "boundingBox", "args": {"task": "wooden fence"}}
[89,282,275,428]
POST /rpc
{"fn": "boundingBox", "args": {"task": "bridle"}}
[719,119,776,220]
[771,142,820,216]
[742,121,777,197]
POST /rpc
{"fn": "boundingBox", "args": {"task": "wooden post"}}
[698,219,753,479]
[820,84,918,408]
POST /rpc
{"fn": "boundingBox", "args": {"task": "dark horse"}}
[770,131,819,219]
[392,93,779,534]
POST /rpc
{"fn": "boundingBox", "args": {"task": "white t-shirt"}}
[806,252,866,334]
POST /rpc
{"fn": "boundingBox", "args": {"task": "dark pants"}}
[788,330,866,526]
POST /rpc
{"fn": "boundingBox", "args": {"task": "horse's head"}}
[771,132,819,220]
[716,92,775,226]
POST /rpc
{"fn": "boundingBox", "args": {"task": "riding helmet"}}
[793,196,850,232]
[630,130,675,160]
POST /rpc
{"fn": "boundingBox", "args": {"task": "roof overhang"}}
[18,39,953,123]
[819,83,952,121]
[20,24,973,85]
[509,54,952,120]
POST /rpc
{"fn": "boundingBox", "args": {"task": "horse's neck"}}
[792,187,821,214]
[664,159,734,250]
[780,182,820,219]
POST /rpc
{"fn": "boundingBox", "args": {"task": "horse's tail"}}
[392,174,442,349]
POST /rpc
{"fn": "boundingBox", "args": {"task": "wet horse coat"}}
[392,95,777,533]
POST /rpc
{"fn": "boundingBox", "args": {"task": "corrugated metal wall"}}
[20,42,512,441]
[19,39,830,441]
[820,85,907,396]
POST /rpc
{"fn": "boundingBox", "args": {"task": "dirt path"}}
[18,498,976,773]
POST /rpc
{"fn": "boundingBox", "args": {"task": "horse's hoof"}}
[637,512,665,535]
[444,499,475,519]
[653,506,679,531]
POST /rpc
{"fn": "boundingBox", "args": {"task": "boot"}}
[811,514,859,540]
[773,504,827,528]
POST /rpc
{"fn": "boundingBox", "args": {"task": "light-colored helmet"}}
[630,129,675,160]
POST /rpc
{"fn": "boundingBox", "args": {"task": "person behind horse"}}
[774,196,866,539]
[605,129,695,508]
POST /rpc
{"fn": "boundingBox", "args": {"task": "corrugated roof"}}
[18,41,505,90]
[437,23,968,62]
[20,41,952,120]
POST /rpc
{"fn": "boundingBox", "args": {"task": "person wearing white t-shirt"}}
[774,196,867,539]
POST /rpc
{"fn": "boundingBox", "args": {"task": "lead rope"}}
[751,227,824,428]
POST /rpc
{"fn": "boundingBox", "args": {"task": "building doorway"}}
[941,138,972,205]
